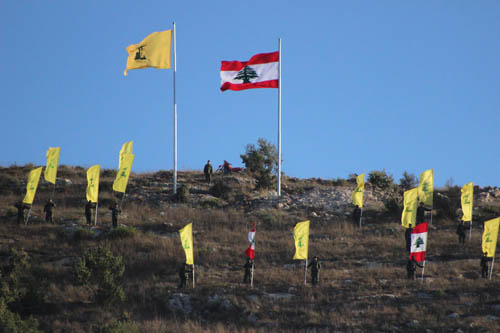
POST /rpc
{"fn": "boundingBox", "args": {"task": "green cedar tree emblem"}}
[234,66,258,83]
[485,232,492,243]
[183,240,190,249]
[422,182,429,193]
[415,236,424,249]
[134,45,146,60]
[297,236,303,247]
[464,194,471,205]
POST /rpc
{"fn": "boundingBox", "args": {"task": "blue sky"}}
[1,1,499,187]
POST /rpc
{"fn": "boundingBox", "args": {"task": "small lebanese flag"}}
[220,51,279,92]
[410,222,428,262]
[245,222,256,259]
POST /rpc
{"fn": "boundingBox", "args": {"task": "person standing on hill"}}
[352,205,361,226]
[481,252,490,278]
[109,201,121,228]
[456,221,467,245]
[15,201,28,225]
[243,258,254,284]
[178,263,192,288]
[416,202,431,224]
[405,227,413,253]
[203,160,213,184]
[44,199,56,223]
[407,256,423,280]
[85,200,93,226]
[308,256,321,286]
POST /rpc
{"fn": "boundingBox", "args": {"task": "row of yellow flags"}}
[22,142,135,206]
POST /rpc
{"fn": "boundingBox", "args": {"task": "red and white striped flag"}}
[245,222,256,259]
[410,222,428,262]
[220,51,279,92]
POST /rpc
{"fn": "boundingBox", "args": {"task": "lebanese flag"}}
[220,51,279,92]
[410,222,428,262]
[245,222,256,259]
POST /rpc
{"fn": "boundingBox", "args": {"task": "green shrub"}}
[93,319,139,333]
[383,195,402,218]
[368,170,394,190]
[73,246,125,305]
[201,197,225,208]
[73,228,95,241]
[105,226,137,240]
[434,187,461,220]
[210,180,231,200]
[240,138,278,190]
[399,171,417,190]
[5,207,17,218]
[175,184,190,203]
[0,300,40,333]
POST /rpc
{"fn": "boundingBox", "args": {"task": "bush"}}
[73,228,95,241]
[175,184,190,203]
[399,171,417,190]
[73,246,125,305]
[368,170,394,190]
[5,207,17,218]
[434,187,461,220]
[383,195,402,218]
[0,300,40,333]
[105,226,137,240]
[210,180,231,200]
[240,138,278,190]
[94,319,139,333]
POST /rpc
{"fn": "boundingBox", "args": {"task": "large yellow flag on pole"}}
[86,165,100,203]
[179,223,194,265]
[44,147,60,184]
[124,30,172,76]
[482,217,500,258]
[293,220,310,260]
[352,173,365,208]
[402,188,418,228]
[418,169,434,206]
[461,182,474,222]
[23,167,43,204]
[119,141,133,169]
[113,153,134,193]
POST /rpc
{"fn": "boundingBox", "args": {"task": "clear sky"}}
[1,1,499,187]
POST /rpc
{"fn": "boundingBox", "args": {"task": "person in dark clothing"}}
[178,263,192,288]
[43,199,56,223]
[407,255,423,280]
[416,202,431,224]
[308,256,321,285]
[456,221,467,245]
[243,258,254,284]
[15,201,28,225]
[203,160,213,184]
[481,252,490,278]
[85,201,93,226]
[352,205,361,226]
[405,227,413,253]
[109,202,121,228]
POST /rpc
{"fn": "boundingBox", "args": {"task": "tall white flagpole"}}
[173,22,178,195]
[277,38,282,197]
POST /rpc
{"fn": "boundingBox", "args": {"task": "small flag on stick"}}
[245,222,256,259]
[461,182,474,222]
[23,167,43,205]
[402,188,418,228]
[410,222,428,262]
[418,169,434,206]
[86,165,100,203]
[293,220,310,260]
[179,223,194,265]
[44,147,60,184]
[352,173,365,208]
[124,30,172,76]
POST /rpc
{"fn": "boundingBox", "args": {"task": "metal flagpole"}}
[359,208,363,228]
[251,263,254,288]
[421,260,425,281]
[304,259,307,285]
[469,220,472,242]
[192,264,195,288]
[173,22,178,195]
[51,183,56,201]
[277,38,282,197]
[489,256,495,280]
[25,205,32,225]
[94,202,98,226]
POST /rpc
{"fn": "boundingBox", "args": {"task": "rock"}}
[264,292,294,300]
[416,292,433,299]
[207,294,234,312]
[455,329,464,333]
[247,312,258,324]
[492,304,500,311]
[485,315,499,321]
[168,293,192,314]
[448,313,460,319]
[408,320,419,327]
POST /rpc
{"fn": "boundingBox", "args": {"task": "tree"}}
[368,170,394,190]
[234,66,258,83]
[399,171,417,190]
[240,138,278,190]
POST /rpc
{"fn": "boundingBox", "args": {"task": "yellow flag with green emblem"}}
[86,165,100,203]
[293,220,310,260]
[113,153,134,193]
[402,188,418,228]
[179,223,194,265]
[461,182,474,222]
[124,30,172,76]
[418,169,434,206]
[119,141,133,169]
[23,167,43,204]
[352,173,365,208]
[482,217,500,258]
[44,147,60,184]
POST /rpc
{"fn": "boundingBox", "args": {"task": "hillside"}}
[1,165,500,332]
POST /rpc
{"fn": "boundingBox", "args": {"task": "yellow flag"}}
[293,220,310,260]
[113,153,134,193]
[179,223,194,265]
[401,188,418,228]
[44,147,60,184]
[461,182,474,222]
[124,30,172,76]
[86,165,100,203]
[119,141,133,170]
[482,217,500,258]
[23,167,43,204]
[352,173,365,208]
[418,169,434,206]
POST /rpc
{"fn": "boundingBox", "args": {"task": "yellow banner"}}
[461,182,474,222]
[179,223,194,265]
[44,147,60,184]
[418,169,434,206]
[86,165,100,203]
[352,173,365,208]
[23,167,43,204]
[293,220,310,260]
[119,141,133,170]
[124,30,172,76]
[482,217,500,258]
[401,188,418,228]
[113,153,134,193]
